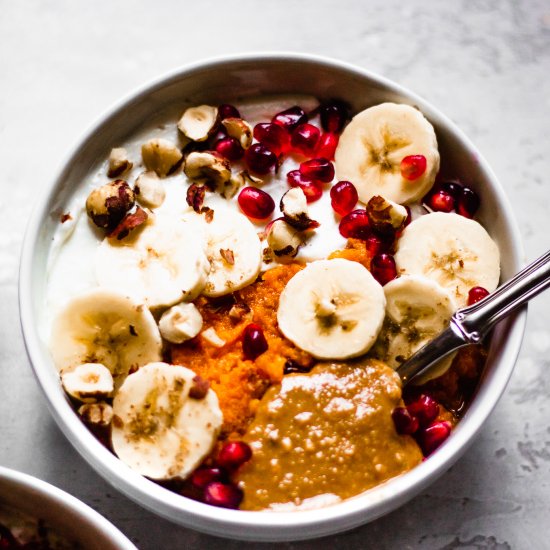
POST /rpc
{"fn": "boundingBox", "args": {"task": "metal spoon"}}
[396,249,550,385]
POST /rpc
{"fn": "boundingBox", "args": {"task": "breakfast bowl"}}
[19,53,526,541]
[0,466,136,548]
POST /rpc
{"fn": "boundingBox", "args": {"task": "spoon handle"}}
[396,249,550,384]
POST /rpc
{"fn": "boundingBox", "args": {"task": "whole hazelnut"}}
[85,180,135,230]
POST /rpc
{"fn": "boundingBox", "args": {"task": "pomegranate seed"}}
[316,132,339,160]
[242,323,268,359]
[392,407,420,435]
[287,170,323,203]
[191,467,225,489]
[253,123,290,156]
[244,143,277,175]
[427,190,455,212]
[291,123,320,157]
[238,187,275,220]
[418,421,452,456]
[330,181,358,216]
[339,209,371,239]
[272,106,307,131]
[468,286,490,305]
[204,482,243,509]
[365,234,393,256]
[440,181,463,200]
[371,253,397,286]
[218,441,253,470]
[457,187,480,218]
[214,137,244,161]
[406,395,439,427]
[299,158,335,183]
[319,100,349,133]
[218,103,240,120]
[400,155,427,181]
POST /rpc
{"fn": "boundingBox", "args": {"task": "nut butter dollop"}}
[235,359,422,511]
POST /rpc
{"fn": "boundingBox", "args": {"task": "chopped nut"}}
[188,375,210,400]
[183,151,231,190]
[366,195,408,234]
[61,363,114,403]
[60,212,72,223]
[86,180,135,230]
[186,183,206,213]
[280,188,320,231]
[228,302,252,323]
[107,147,133,178]
[220,248,235,265]
[267,218,304,258]
[134,171,165,208]
[78,402,114,427]
[222,117,253,149]
[201,327,226,348]
[221,170,262,199]
[159,302,203,344]
[201,206,214,223]
[177,105,219,142]
[141,138,183,177]
[108,206,148,240]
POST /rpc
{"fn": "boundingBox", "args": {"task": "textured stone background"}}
[1,1,549,548]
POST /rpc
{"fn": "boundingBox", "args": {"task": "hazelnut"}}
[177,105,219,142]
[61,363,114,403]
[183,151,231,190]
[221,117,253,149]
[200,327,226,348]
[366,195,408,234]
[280,188,319,231]
[86,179,135,230]
[221,170,262,199]
[134,171,165,208]
[78,402,113,427]
[108,206,148,240]
[141,138,183,177]
[107,147,133,178]
[267,218,304,258]
[158,302,203,344]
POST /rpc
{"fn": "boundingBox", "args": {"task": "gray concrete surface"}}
[1,0,549,548]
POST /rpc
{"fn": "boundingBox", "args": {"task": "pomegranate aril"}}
[400,155,427,181]
[339,209,371,239]
[440,181,463,200]
[365,234,393,256]
[272,106,307,131]
[191,467,225,489]
[244,143,277,175]
[218,440,253,470]
[238,187,275,220]
[371,253,397,286]
[214,137,244,161]
[253,122,290,156]
[392,407,420,435]
[319,100,349,133]
[204,482,243,509]
[406,395,439,427]
[330,180,358,216]
[457,187,480,218]
[218,103,240,120]
[299,158,335,183]
[467,286,490,305]
[418,421,451,456]
[287,170,323,203]
[316,132,339,160]
[291,123,320,157]
[242,323,268,359]
[427,190,455,213]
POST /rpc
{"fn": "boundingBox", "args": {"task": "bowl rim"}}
[0,466,136,549]
[19,51,527,541]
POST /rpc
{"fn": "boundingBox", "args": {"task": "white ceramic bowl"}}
[19,53,526,542]
[0,466,136,549]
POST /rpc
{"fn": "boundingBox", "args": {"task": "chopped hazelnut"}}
[141,138,183,177]
[201,327,226,348]
[267,218,304,258]
[108,206,148,240]
[186,183,206,212]
[107,147,133,178]
[188,375,210,400]
[158,302,203,344]
[183,151,231,190]
[221,170,262,199]
[222,117,253,149]
[280,188,320,231]
[177,105,219,142]
[86,180,135,230]
[366,195,408,234]
[134,171,165,208]
[78,402,114,427]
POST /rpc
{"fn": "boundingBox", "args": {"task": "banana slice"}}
[372,275,457,382]
[334,103,439,204]
[50,289,162,387]
[198,208,262,297]
[111,362,223,480]
[95,214,210,308]
[394,212,500,306]
[277,259,386,359]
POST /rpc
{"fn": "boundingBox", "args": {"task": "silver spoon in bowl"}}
[396,249,550,385]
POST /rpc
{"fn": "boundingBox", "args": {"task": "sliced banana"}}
[61,362,114,402]
[372,275,457,382]
[192,207,262,297]
[111,362,223,480]
[334,103,440,204]
[394,212,500,306]
[50,289,162,387]
[95,214,210,308]
[277,259,386,359]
